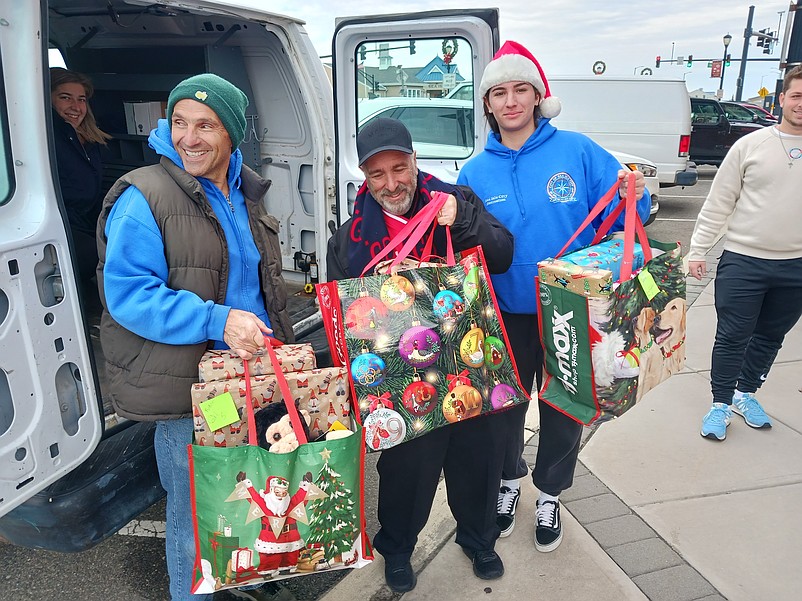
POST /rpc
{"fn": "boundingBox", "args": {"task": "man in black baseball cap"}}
[326,118,515,592]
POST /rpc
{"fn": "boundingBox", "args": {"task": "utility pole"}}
[735,5,755,101]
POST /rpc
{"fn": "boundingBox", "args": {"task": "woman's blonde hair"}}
[50,67,112,146]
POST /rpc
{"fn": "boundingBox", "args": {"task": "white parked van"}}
[0,0,498,551]
[549,76,697,188]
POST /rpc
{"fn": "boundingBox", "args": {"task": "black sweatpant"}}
[712,250,802,404]
[499,312,583,497]
[372,411,504,562]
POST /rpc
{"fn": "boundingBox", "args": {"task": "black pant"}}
[499,312,583,497]
[712,251,802,404]
[373,412,504,561]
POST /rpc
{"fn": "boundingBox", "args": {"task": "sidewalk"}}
[321,269,802,601]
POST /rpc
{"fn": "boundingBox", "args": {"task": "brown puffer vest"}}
[96,157,294,421]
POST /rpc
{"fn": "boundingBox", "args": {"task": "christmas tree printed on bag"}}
[301,455,360,570]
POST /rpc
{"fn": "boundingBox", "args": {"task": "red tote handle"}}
[360,191,453,275]
[554,173,652,281]
[243,337,308,448]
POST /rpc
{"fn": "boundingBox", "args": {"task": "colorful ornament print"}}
[459,326,485,368]
[364,406,407,450]
[345,296,388,339]
[380,275,415,311]
[350,352,386,387]
[398,326,441,368]
[491,382,518,410]
[432,289,464,321]
[402,379,437,416]
[442,384,482,422]
[463,266,481,304]
[484,335,505,371]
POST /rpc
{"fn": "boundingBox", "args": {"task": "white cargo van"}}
[0,0,498,550]
[549,76,697,188]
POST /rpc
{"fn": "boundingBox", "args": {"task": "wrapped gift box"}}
[192,367,352,446]
[561,238,644,282]
[208,532,240,580]
[198,343,316,382]
[538,258,614,298]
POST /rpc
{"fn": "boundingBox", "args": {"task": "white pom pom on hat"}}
[478,40,561,119]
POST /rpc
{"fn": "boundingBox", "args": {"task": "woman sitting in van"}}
[50,67,111,302]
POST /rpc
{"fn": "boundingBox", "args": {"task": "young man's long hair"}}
[50,67,112,146]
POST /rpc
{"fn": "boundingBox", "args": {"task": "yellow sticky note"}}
[199,392,240,432]
[637,269,660,301]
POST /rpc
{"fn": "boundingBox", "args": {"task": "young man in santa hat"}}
[457,41,650,552]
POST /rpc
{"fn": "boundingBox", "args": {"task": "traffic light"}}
[757,29,766,48]
[686,55,693,67]
[725,53,731,67]
[764,31,774,54]
[655,55,661,68]
[359,46,367,61]
[409,40,416,55]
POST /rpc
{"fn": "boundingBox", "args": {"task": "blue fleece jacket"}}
[103,119,270,347]
[457,119,651,315]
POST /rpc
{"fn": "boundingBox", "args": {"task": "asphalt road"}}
[0,167,715,601]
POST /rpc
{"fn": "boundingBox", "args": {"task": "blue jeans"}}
[154,418,211,601]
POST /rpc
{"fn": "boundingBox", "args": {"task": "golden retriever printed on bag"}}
[590,247,687,417]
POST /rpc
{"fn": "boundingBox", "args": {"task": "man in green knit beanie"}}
[97,71,291,601]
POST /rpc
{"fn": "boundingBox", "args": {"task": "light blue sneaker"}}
[701,402,732,440]
[732,392,772,429]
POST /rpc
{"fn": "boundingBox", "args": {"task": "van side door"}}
[331,9,499,230]
[0,1,103,517]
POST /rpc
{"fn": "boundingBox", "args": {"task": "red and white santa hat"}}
[478,40,561,119]
[268,476,289,489]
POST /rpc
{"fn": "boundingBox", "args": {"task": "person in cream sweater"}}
[689,66,802,441]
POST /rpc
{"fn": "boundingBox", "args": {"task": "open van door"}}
[332,9,499,231]
[0,1,104,518]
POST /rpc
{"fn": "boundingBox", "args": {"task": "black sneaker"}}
[496,485,520,537]
[535,499,563,552]
[224,583,296,601]
[462,547,504,580]
[384,557,417,593]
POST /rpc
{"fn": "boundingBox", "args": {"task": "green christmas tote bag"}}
[189,340,371,594]
[537,175,686,425]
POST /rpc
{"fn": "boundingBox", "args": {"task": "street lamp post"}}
[720,33,732,94]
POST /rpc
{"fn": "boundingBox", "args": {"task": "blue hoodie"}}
[457,119,651,315]
[103,119,271,347]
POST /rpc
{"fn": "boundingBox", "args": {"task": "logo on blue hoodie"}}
[546,172,576,203]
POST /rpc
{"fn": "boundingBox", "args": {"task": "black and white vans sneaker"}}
[534,499,563,552]
[496,485,521,538]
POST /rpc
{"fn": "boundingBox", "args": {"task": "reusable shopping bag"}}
[317,192,529,452]
[188,339,371,594]
[537,175,686,425]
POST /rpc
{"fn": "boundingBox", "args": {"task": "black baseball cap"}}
[357,118,414,165]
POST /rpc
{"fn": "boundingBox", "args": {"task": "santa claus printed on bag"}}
[236,472,314,578]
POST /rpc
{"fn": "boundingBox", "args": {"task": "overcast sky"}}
[243,0,792,104]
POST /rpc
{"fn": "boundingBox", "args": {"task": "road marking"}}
[654,218,698,222]
[660,194,708,199]
[118,518,166,538]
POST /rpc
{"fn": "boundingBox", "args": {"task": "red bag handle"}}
[360,191,453,275]
[243,337,308,448]
[553,173,651,281]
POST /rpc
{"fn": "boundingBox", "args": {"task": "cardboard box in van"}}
[549,76,697,188]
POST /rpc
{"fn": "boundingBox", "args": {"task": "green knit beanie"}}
[166,73,249,149]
